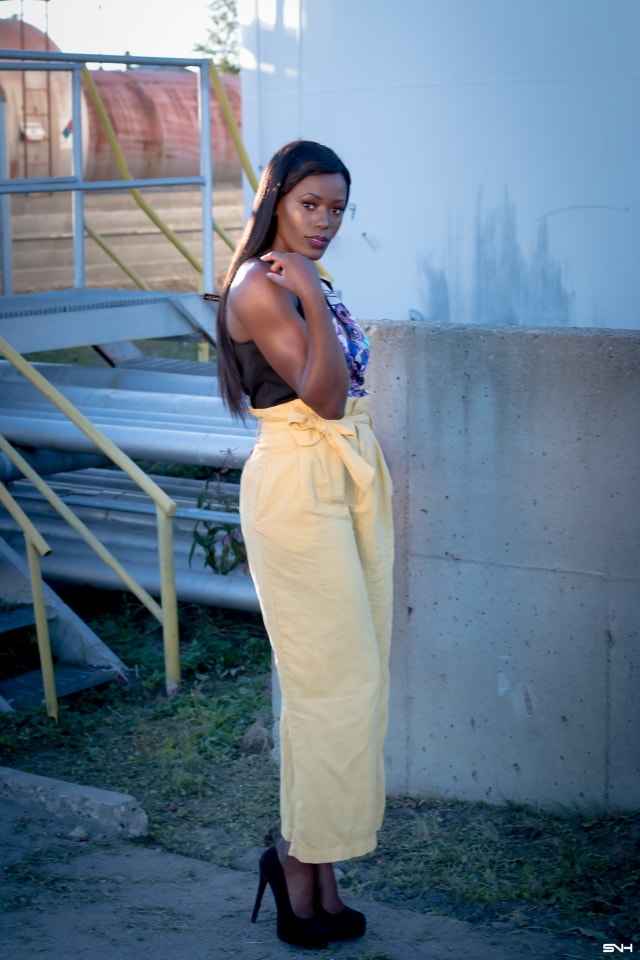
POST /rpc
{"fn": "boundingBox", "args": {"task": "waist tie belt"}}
[249,402,375,493]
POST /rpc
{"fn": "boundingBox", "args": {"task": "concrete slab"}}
[0,766,148,839]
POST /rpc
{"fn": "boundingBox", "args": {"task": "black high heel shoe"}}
[315,902,366,941]
[251,846,330,949]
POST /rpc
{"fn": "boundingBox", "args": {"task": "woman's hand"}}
[260,250,324,301]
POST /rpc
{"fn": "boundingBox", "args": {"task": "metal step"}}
[0,602,56,635]
[0,288,218,354]
[0,537,130,681]
[0,664,121,711]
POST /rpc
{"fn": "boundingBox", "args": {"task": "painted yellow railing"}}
[0,335,182,698]
[0,476,58,719]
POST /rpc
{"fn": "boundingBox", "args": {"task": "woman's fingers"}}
[259,251,321,295]
[260,252,282,270]
[260,254,284,279]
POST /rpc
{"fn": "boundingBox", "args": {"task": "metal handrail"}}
[0,334,182,698]
[0,49,215,294]
[0,475,58,719]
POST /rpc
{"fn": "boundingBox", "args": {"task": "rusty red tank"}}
[86,67,241,184]
[0,17,242,184]
[0,17,83,179]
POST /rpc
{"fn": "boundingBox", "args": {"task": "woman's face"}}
[271,172,348,259]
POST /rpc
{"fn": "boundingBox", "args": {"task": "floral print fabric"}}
[322,279,370,398]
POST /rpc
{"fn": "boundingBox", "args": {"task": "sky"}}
[0,0,213,61]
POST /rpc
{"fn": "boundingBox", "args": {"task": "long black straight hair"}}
[215,140,351,418]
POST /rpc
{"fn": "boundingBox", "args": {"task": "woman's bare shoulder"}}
[229,258,270,300]
[226,261,271,338]
[228,257,297,318]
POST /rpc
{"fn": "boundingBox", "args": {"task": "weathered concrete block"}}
[0,766,148,838]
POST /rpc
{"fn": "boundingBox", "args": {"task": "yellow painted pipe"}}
[208,60,258,192]
[25,538,58,720]
[82,66,203,275]
[214,220,237,252]
[157,507,181,696]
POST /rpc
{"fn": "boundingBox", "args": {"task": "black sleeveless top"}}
[230,280,370,409]
[232,339,296,408]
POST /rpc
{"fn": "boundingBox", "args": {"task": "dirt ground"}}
[1,798,601,960]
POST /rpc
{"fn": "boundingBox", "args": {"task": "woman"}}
[215,140,394,948]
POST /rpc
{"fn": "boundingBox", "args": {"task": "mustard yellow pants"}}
[240,396,394,864]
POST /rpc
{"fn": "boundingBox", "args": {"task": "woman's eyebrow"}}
[299,191,347,202]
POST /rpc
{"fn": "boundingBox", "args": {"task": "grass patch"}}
[0,589,638,943]
[343,798,639,938]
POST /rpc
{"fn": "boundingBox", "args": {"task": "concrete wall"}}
[366,323,640,813]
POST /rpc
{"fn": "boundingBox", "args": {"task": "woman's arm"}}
[227,253,349,420]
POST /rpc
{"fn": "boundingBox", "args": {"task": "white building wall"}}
[239,0,640,328]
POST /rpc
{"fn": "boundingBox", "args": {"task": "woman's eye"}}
[302,201,316,210]
[332,208,345,216]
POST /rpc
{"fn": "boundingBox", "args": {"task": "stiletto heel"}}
[250,846,330,948]
[251,874,267,923]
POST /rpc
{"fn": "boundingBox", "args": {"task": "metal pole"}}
[20,16,28,178]
[199,62,214,296]
[70,65,85,287]
[25,538,59,720]
[0,95,12,294]
[157,506,181,697]
[44,0,54,181]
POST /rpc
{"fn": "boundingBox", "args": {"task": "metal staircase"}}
[0,334,258,709]
[0,536,128,713]
[0,47,260,708]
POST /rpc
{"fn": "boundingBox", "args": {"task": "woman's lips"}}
[306,236,329,250]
